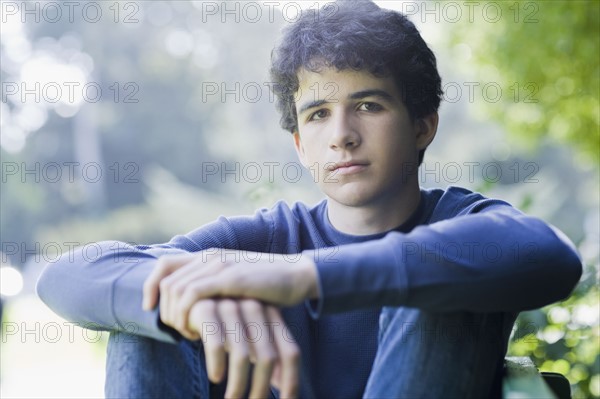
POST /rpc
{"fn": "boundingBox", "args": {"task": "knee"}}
[105,333,206,398]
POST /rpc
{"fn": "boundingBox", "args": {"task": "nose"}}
[328,110,361,151]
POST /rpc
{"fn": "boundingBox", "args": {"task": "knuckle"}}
[159,278,171,292]
[240,298,262,314]
[195,299,217,314]
[170,285,182,298]
[255,351,277,367]
[192,299,215,314]
[217,298,238,314]
[172,283,186,297]
[161,280,185,298]
[184,284,201,302]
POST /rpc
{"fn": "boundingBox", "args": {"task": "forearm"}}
[36,241,183,343]
[36,212,277,342]
[308,208,582,315]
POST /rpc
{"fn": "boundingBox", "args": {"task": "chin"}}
[325,186,378,208]
[325,180,411,208]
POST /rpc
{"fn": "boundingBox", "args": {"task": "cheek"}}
[302,137,325,160]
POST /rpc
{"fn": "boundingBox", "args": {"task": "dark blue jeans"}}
[106,332,238,398]
[106,307,513,398]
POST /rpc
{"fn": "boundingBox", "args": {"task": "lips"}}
[326,161,369,176]
[327,161,369,171]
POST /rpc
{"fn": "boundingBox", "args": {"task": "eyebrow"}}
[349,89,395,102]
[297,99,327,116]
[297,89,396,115]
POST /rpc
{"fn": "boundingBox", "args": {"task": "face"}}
[293,67,437,208]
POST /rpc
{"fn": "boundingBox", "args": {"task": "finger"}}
[240,299,276,399]
[157,258,199,333]
[159,252,226,338]
[171,258,229,333]
[158,254,220,335]
[174,280,226,336]
[266,306,300,399]
[165,257,212,336]
[143,253,197,310]
[158,267,189,332]
[190,300,227,382]
[218,299,250,399]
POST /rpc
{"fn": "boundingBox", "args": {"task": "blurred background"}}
[1,1,598,397]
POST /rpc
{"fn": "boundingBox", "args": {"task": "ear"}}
[292,131,308,167]
[415,112,439,150]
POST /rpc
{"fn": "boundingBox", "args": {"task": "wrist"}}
[299,254,319,300]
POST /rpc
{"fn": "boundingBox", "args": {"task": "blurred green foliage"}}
[447,2,600,397]
[448,0,599,165]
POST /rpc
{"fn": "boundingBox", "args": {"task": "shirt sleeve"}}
[305,203,583,317]
[36,211,276,343]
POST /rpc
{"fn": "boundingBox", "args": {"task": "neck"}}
[326,184,422,236]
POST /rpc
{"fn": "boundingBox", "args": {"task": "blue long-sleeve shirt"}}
[36,186,582,397]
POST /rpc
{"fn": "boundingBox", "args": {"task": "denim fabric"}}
[105,332,280,399]
[363,307,514,399]
[105,332,221,398]
[105,307,514,398]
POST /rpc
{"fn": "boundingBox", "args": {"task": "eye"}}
[358,102,383,112]
[308,109,329,122]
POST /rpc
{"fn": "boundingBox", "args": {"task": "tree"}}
[448,1,599,165]
[447,2,600,397]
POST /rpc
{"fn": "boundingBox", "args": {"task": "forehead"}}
[298,66,394,90]
[295,67,400,103]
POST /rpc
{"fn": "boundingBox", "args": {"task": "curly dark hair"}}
[269,0,443,164]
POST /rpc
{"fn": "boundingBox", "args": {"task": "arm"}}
[36,241,188,343]
[36,211,276,342]
[37,240,301,398]
[160,204,582,317]
[310,204,582,315]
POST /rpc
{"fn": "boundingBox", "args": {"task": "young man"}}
[37,1,582,398]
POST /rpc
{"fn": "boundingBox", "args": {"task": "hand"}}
[143,249,319,338]
[189,298,300,399]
